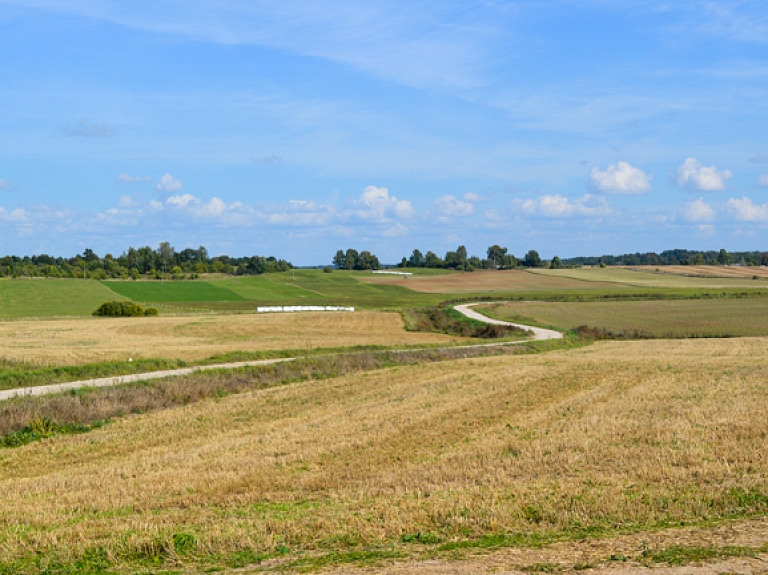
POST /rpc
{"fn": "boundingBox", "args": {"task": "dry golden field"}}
[358,269,622,293]
[530,267,768,289]
[2,337,767,572]
[0,311,455,366]
[632,265,768,279]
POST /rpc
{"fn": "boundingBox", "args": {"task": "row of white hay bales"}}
[256,305,355,313]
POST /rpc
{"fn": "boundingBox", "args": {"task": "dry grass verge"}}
[1,338,767,573]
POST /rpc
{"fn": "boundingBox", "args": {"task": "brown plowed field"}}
[0,311,455,366]
[632,265,768,279]
[358,269,621,293]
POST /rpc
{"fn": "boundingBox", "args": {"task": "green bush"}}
[144,307,158,316]
[92,301,147,317]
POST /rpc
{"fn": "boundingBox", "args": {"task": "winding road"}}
[0,304,561,401]
[453,303,563,340]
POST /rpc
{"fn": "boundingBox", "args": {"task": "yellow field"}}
[633,264,768,279]
[2,337,767,571]
[530,267,768,288]
[0,311,455,366]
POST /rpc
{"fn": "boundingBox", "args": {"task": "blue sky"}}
[1,1,767,264]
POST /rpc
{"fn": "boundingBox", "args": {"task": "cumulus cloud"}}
[757,174,768,187]
[590,161,652,194]
[513,194,615,218]
[462,192,480,202]
[727,197,768,222]
[156,173,183,192]
[675,158,732,191]
[680,197,715,222]
[433,194,475,216]
[166,193,197,208]
[344,185,414,220]
[117,173,151,183]
[60,119,115,137]
[0,178,11,191]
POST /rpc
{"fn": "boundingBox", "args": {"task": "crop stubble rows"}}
[0,337,766,568]
[0,311,454,366]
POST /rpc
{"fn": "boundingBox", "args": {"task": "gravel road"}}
[0,304,560,401]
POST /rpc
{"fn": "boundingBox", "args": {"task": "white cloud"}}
[462,192,480,202]
[680,197,715,222]
[727,197,768,222]
[166,193,197,208]
[344,185,414,220]
[757,174,768,187]
[156,173,183,192]
[60,118,115,137]
[117,173,151,183]
[675,157,732,191]
[433,194,475,216]
[590,161,652,194]
[514,194,615,218]
[0,179,11,191]
[0,206,28,222]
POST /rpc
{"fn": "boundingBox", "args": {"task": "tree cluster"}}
[0,243,293,280]
[332,249,381,270]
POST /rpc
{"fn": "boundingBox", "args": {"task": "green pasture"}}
[102,280,246,303]
[210,270,442,309]
[477,298,768,338]
[0,279,124,318]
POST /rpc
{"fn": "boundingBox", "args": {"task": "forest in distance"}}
[1,242,767,279]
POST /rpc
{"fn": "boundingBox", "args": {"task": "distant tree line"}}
[0,242,293,279]
[561,249,768,267]
[335,246,768,272]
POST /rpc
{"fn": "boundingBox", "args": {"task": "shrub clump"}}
[92,301,157,317]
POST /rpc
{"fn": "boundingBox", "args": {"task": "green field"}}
[0,279,125,318]
[209,270,443,309]
[102,280,246,303]
[477,298,768,337]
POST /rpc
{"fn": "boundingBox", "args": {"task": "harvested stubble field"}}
[0,311,455,367]
[2,337,767,573]
[529,267,768,289]
[358,269,622,293]
[476,298,768,338]
[632,265,768,280]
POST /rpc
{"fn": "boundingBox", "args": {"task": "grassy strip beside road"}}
[0,337,584,444]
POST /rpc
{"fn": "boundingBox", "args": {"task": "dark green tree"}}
[523,250,542,268]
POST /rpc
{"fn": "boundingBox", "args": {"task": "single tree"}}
[523,249,542,268]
